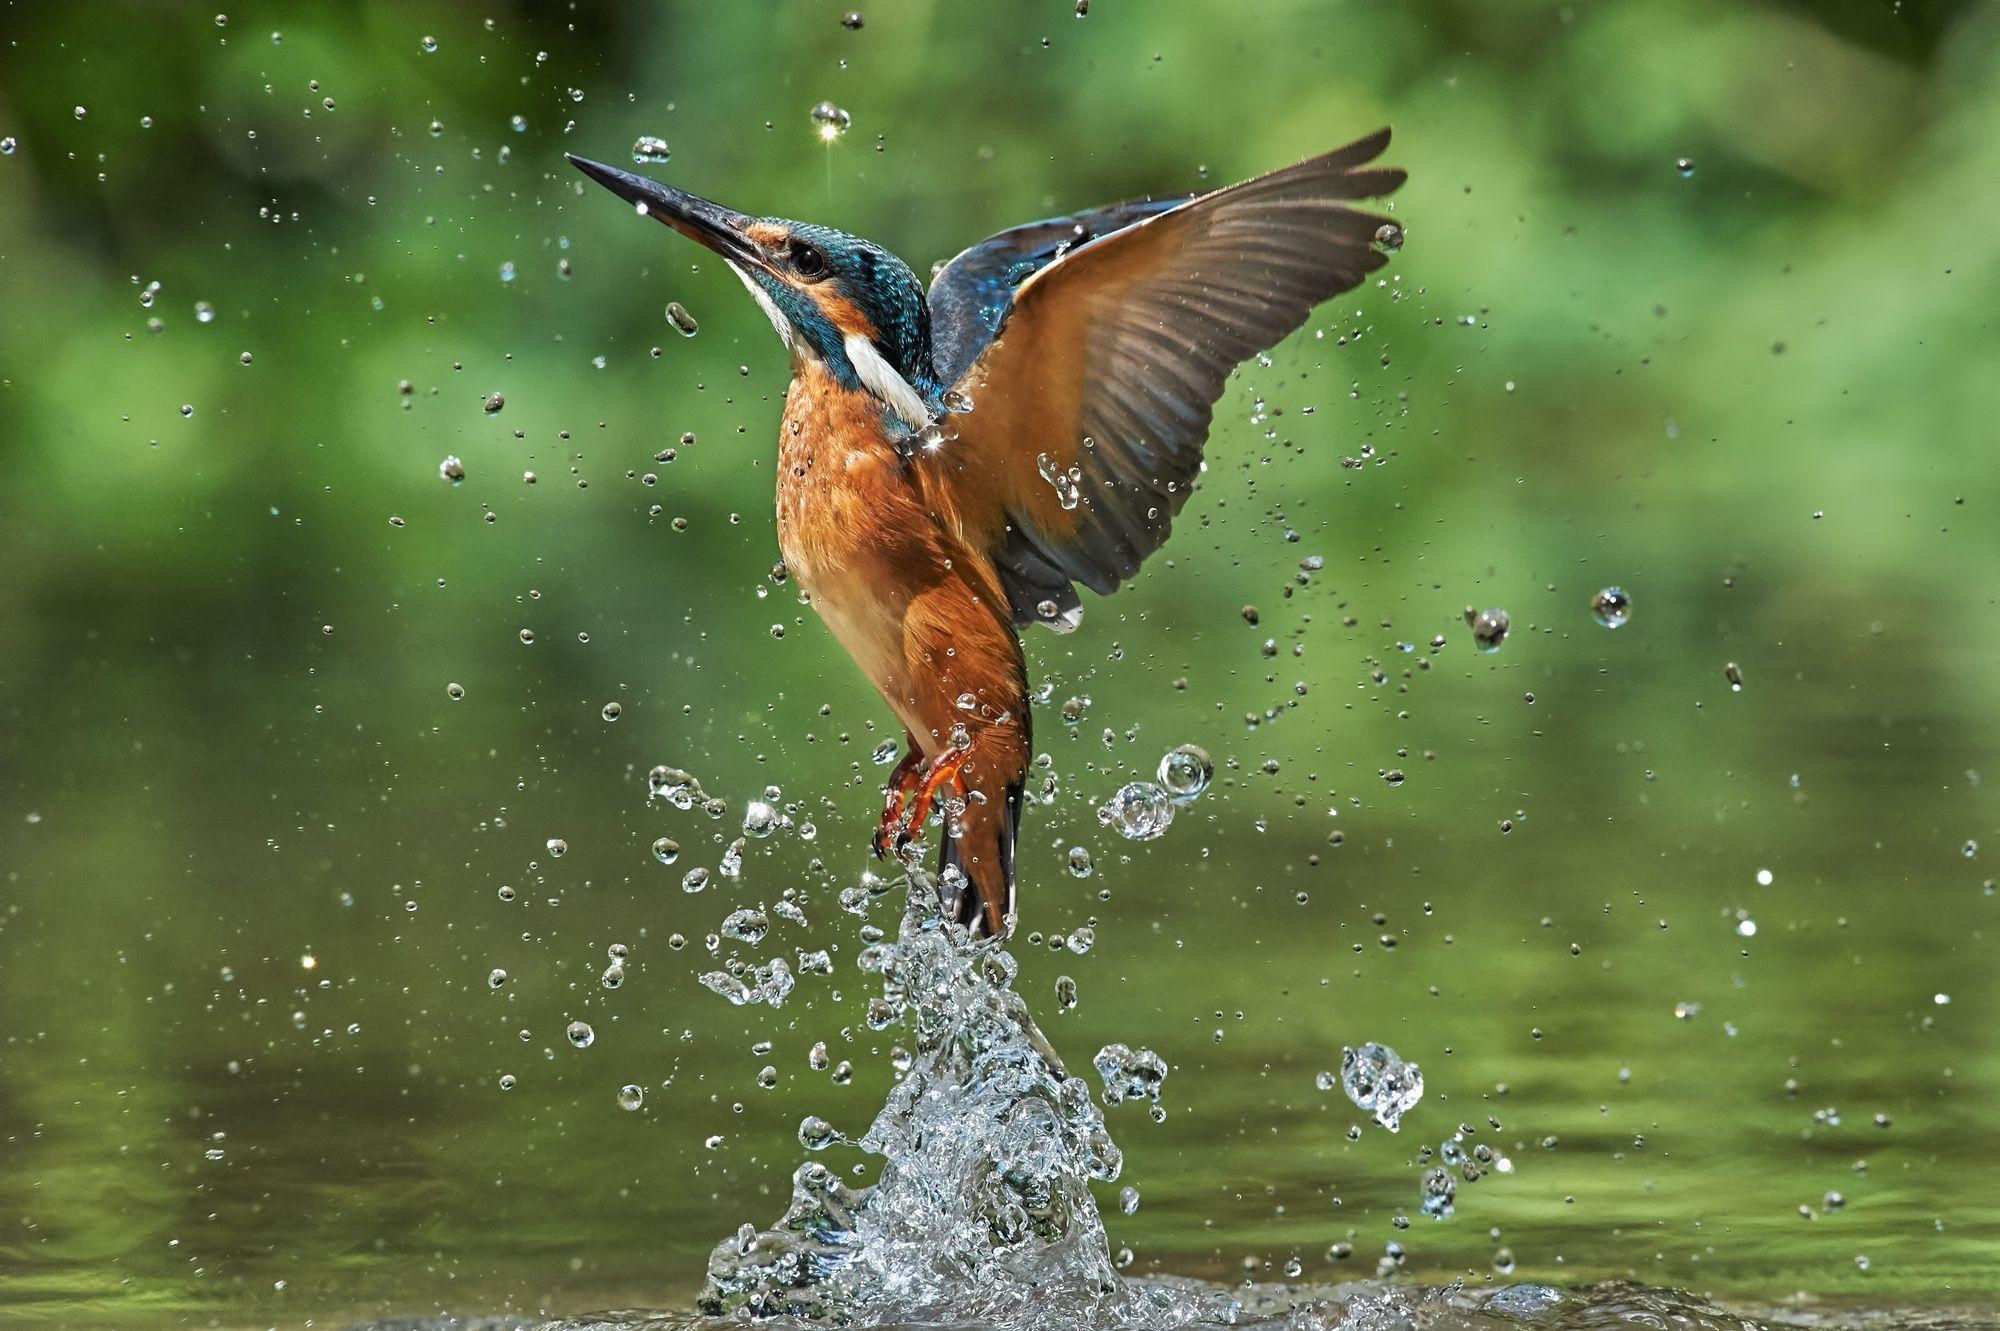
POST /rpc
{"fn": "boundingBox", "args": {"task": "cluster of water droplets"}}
[1334,1042,1425,1133]
[1097,743,1214,843]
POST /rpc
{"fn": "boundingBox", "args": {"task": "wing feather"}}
[939,129,1406,619]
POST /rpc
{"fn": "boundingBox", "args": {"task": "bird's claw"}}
[872,745,926,859]
[871,748,969,860]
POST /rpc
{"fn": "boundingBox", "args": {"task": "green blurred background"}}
[2,1,1997,1326]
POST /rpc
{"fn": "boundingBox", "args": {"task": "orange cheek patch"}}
[818,296,878,340]
[744,222,790,249]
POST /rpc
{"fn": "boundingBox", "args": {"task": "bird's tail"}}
[940,778,1021,938]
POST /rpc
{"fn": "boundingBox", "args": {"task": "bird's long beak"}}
[566,154,766,270]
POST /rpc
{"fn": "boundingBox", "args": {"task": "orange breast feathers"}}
[775,364,910,592]
[774,363,1024,742]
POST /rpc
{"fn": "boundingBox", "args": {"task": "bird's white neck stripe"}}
[726,261,796,353]
[844,333,930,433]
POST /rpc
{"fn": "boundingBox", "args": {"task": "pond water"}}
[2,3,1998,1329]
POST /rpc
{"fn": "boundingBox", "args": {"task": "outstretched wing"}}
[928,194,1193,387]
[936,129,1404,631]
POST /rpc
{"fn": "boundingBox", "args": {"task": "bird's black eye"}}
[789,241,828,280]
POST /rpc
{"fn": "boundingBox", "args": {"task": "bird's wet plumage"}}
[570,131,1406,938]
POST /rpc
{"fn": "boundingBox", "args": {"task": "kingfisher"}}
[570,130,1404,939]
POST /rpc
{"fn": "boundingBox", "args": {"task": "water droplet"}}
[652,837,680,865]
[648,765,706,809]
[1094,1042,1168,1105]
[1118,1185,1140,1215]
[1675,156,1696,178]
[1590,586,1632,628]
[617,1084,644,1111]
[518,628,535,645]
[1054,974,1079,1011]
[1724,660,1745,691]
[681,866,710,894]
[721,908,770,944]
[566,1020,594,1048]
[73,106,87,121]
[1418,1166,1457,1220]
[1156,743,1213,801]
[498,1073,517,1091]
[545,837,567,857]
[1340,1042,1424,1132]
[798,1115,844,1150]
[871,738,900,765]
[446,682,464,700]
[809,100,852,141]
[439,455,465,485]
[482,391,505,413]
[0,137,15,156]
[1065,845,1094,878]
[1096,781,1173,841]
[1736,917,1757,937]
[420,34,437,52]
[742,800,780,838]
[601,701,622,722]
[510,115,527,133]
[1465,606,1510,652]
[631,134,671,165]
[666,301,699,336]
[1372,222,1404,252]
[840,11,865,28]
[179,404,195,419]
[487,968,507,988]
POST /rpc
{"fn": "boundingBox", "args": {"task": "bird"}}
[569,130,1405,939]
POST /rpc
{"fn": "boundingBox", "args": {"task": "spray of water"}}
[697,869,1135,1326]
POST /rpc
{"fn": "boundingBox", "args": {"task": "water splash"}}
[696,871,1129,1326]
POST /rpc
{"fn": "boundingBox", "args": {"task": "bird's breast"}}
[774,367,911,591]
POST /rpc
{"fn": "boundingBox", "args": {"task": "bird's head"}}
[568,154,938,430]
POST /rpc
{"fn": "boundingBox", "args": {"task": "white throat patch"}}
[726,261,797,354]
[843,333,930,434]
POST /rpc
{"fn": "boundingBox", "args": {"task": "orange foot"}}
[871,745,926,859]
[876,748,969,861]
